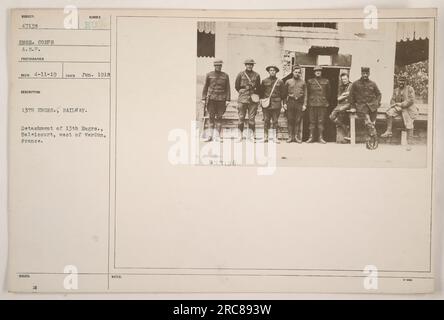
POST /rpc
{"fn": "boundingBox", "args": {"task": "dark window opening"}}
[197,30,215,57]
[277,22,337,29]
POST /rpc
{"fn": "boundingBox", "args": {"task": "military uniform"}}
[381,80,418,149]
[260,76,286,140]
[202,68,231,139]
[348,77,381,138]
[388,85,418,129]
[285,77,306,142]
[329,80,352,142]
[329,81,352,143]
[235,69,261,136]
[306,73,331,142]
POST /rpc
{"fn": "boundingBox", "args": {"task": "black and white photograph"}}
[196,20,432,167]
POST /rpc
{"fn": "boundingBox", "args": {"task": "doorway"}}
[302,67,341,142]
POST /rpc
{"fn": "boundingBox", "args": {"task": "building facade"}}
[197,21,430,143]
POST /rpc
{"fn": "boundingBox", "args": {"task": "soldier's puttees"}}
[260,65,286,143]
[234,58,261,142]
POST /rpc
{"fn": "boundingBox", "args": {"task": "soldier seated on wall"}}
[329,72,352,143]
[381,75,419,151]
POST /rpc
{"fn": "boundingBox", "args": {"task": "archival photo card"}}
[7,8,437,294]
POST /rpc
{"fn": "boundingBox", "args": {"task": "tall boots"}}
[318,128,327,144]
[287,123,302,143]
[293,122,302,143]
[236,123,256,142]
[306,128,315,143]
[265,128,281,143]
[341,124,351,142]
[382,117,414,150]
[203,123,223,143]
[334,120,350,142]
[236,123,244,142]
[203,123,214,142]
[249,124,256,142]
[213,122,222,142]
[306,128,326,144]
[286,124,293,143]
[270,125,280,144]
[294,123,302,143]
[381,117,393,138]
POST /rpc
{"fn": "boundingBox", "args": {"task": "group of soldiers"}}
[201,58,419,150]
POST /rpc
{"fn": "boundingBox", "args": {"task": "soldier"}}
[329,72,352,143]
[306,66,331,143]
[235,58,261,142]
[201,59,231,142]
[284,65,307,143]
[381,75,419,151]
[349,67,382,150]
[260,65,286,143]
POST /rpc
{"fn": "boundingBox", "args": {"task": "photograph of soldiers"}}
[196,20,431,167]
[348,67,382,150]
[235,58,261,142]
[381,75,419,151]
[329,72,352,143]
[260,65,286,143]
[201,59,231,142]
[284,65,307,143]
[306,66,331,144]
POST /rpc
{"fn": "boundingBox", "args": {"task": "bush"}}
[394,60,428,103]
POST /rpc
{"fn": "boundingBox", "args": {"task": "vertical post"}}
[299,117,304,141]
[350,112,356,145]
[401,130,407,146]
